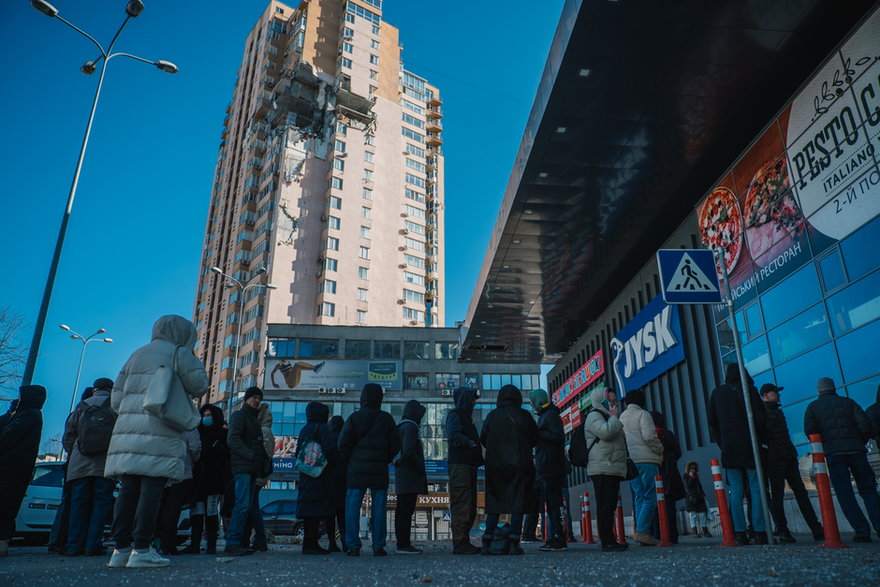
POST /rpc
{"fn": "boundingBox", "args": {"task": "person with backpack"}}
[584,386,628,552]
[0,385,46,557]
[479,384,539,555]
[61,378,117,556]
[104,315,209,568]
[394,400,428,554]
[185,403,229,554]
[445,387,483,554]
[338,383,400,556]
[326,415,347,552]
[528,388,567,551]
[296,401,337,554]
[619,388,663,546]
[682,461,710,536]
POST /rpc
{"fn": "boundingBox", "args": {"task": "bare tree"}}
[0,307,25,394]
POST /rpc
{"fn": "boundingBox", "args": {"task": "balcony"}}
[426,132,443,146]
[426,119,442,133]
[427,94,442,106]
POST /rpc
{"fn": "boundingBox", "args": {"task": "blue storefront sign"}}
[273,458,297,474]
[610,295,685,397]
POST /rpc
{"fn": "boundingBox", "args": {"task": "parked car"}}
[261,499,303,538]
[14,462,64,544]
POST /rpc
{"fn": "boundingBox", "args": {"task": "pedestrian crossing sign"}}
[656,249,723,304]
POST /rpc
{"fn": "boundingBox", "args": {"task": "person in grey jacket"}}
[584,387,628,552]
[61,378,117,556]
[619,388,662,546]
[105,315,208,569]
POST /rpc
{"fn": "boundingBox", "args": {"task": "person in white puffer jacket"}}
[105,315,208,569]
[619,388,663,546]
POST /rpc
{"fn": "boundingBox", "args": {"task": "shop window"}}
[482,374,492,390]
[841,214,880,280]
[374,341,401,359]
[826,268,880,336]
[345,339,371,359]
[759,264,821,330]
[846,374,880,409]
[767,303,830,364]
[405,373,428,389]
[780,397,814,450]
[436,373,460,391]
[817,250,847,293]
[464,373,479,388]
[298,339,338,358]
[744,303,763,339]
[435,342,459,360]
[742,335,771,375]
[404,341,431,359]
[835,318,880,385]
[268,340,295,357]
[774,342,842,433]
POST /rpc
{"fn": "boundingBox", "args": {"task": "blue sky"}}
[0,0,564,446]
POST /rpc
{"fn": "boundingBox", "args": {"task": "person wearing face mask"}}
[185,404,229,554]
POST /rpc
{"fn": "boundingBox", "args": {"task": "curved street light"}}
[60,324,113,413]
[210,266,276,416]
[21,1,178,387]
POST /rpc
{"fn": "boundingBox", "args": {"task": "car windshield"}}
[31,464,64,487]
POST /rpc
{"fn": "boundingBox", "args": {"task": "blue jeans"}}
[66,476,115,553]
[630,463,659,533]
[226,474,255,548]
[483,513,524,539]
[246,487,266,548]
[827,453,880,537]
[725,468,766,532]
[344,488,387,551]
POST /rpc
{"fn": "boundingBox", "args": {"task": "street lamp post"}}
[59,324,112,413]
[210,267,276,416]
[21,0,178,387]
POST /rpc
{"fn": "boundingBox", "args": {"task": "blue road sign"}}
[656,249,722,304]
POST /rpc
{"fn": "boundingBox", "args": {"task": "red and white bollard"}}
[810,434,847,549]
[710,459,738,547]
[655,474,673,547]
[581,492,595,544]
[614,493,626,545]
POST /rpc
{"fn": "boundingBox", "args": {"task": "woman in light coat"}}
[105,315,208,568]
[584,386,628,552]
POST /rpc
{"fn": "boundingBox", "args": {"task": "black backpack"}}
[568,410,605,467]
[77,401,116,456]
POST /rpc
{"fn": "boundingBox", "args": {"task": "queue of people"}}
[1,312,879,565]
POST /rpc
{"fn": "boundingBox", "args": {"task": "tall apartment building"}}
[193,0,445,406]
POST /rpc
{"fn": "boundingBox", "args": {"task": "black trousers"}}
[395,493,418,548]
[591,474,621,547]
[767,457,822,533]
[449,464,477,547]
[541,477,565,541]
[157,479,192,551]
[111,474,167,550]
[325,505,344,547]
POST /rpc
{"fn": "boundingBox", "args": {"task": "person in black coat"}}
[866,384,880,447]
[326,415,346,552]
[338,383,399,556]
[708,364,767,544]
[650,410,684,544]
[480,384,538,554]
[445,387,483,554]
[296,402,337,555]
[804,377,879,542]
[682,461,710,536]
[186,403,229,554]
[528,388,567,551]
[394,400,427,554]
[0,385,46,556]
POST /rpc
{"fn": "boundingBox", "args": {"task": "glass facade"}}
[713,214,880,452]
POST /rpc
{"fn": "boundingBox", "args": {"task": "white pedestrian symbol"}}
[667,253,718,292]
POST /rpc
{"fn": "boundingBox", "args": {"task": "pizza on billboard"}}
[698,185,743,276]
[742,155,806,262]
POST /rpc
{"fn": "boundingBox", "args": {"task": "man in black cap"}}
[225,387,270,555]
[761,383,823,543]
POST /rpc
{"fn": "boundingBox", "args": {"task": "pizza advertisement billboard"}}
[696,7,880,312]
[264,358,402,392]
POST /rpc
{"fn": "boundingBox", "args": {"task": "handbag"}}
[623,439,639,481]
[143,344,200,432]
[296,438,328,478]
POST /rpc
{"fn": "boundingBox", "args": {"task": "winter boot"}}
[205,533,217,555]
[690,526,698,537]
[488,524,512,555]
[701,526,712,538]
[734,532,750,546]
[183,515,203,553]
[509,536,524,556]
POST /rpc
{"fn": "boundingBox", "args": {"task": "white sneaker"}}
[125,547,170,568]
[107,548,132,568]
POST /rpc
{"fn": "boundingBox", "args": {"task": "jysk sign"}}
[610,295,684,397]
[552,349,605,408]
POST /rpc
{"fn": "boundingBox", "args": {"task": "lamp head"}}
[155,60,179,74]
[59,324,70,331]
[80,61,97,76]
[70,334,81,340]
[103,338,113,343]
[267,284,278,289]
[125,0,145,17]
[31,0,59,17]
[210,266,223,275]
[97,328,106,334]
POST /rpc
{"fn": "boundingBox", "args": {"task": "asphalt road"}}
[2,536,879,586]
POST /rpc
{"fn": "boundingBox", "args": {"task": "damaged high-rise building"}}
[193,0,445,405]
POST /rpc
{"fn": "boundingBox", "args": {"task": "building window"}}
[369,70,378,80]
[362,187,372,200]
[404,289,425,304]
[334,139,346,152]
[374,341,401,359]
[333,158,345,171]
[325,258,338,272]
[435,342,459,360]
[370,39,380,50]
[365,134,375,146]
[345,340,370,359]
[404,220,425,235]
[345,12,355,24]
[404,254,425,269]
[330,177,344,190]
[403,307,425,322]
[404,341,430,359]
[328,216,341,230]
[406,158,426,172]
[357,310,367,324]
[298,339,339,358]
[405,204,425,218]
[369,54,379,65]
[320,280,337,294]
[403,271,424,286]
[324,236,339,251]
[405,143,425,158]
[436,373,461,391]
[401,99,424,115]
[405,237,425,252]
[358,266,369,279]
[402,127,424,143]
[405,173,426,188]
[336,121,347,135]
[363,169,374,182]
[357,287,368,301]
[402,112,425,129]
[405,188,425,203]
[328,195,342,209]
[343,41,353,53]
[405,373,428,389]
[359,246,370,259]
[320,302,335,317]
[372,25,380,35]
[343,27,354,38]
[340,57,352,69]
[364,151,374,163]
[360,225,371,239]
[362,206,372,219]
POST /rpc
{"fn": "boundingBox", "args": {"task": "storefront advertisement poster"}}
[552,349,605,408]
[273,436,298,459]
[264,358,402,392]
